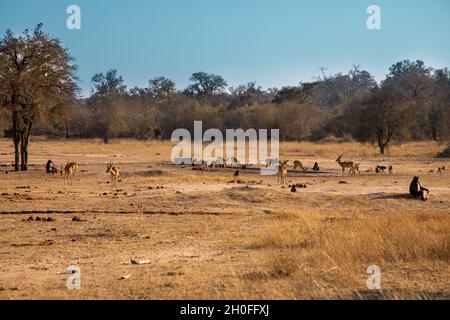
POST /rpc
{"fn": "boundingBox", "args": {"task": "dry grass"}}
[0,139,449,300]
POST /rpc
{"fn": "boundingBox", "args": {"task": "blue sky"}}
[1,0,449,96]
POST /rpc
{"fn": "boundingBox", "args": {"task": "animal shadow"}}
[370,193,412,200]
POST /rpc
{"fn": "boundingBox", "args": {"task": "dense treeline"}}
[41,61,449,155]
[1,25,450,171]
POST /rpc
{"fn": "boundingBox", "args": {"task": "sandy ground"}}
[0,139,449,299]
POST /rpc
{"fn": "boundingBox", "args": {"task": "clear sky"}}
[1,0,449,96]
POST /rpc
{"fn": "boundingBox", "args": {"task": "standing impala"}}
[278,160,289,185]
[106,162,120,188]
[61,161,78,186]
[335,155,354,176]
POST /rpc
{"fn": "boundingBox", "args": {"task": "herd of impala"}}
[47,154,447,188]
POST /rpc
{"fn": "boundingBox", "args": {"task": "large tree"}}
[148,76,176,101]
[184,72,227,98]
[89,69,126,143]
[0,24,77,170]
[354,86,410,155]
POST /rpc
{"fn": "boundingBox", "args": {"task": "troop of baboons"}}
[42,153,445,201]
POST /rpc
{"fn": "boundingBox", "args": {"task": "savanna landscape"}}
[1,0,450,303]
[0,139,449,299]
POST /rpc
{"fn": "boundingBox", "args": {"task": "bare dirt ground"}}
[0,139,449,299]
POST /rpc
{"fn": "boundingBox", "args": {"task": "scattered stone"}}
[72,216,82,222]
[41,239,54,246]
[176,191,182,194]
[131,257,151,265]
[338,181,348,184]
[120,274,131,280]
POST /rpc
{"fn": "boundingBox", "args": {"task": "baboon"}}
[293,160,306,171]
[46,160,58,174]
[233,170,240,177]
[437,166,447,175]
[312,162,320,171]
[265,158,278,168]
[291,185,297,192]
[409,176,429,201]
[225,157,239,169]
[335,155,354,176]
[106,162,120,188]
[278,160,289,185]
[388,165,393,174]
[375,165,387,173]
[192,159,209,171]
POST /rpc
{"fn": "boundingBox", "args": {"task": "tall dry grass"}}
[244,208,450,298]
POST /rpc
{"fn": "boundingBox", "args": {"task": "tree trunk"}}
[19,122,32,171]
[379,144,386,155]
[65,121,69,139]
[12,111,20,171]
[20,138,27,171]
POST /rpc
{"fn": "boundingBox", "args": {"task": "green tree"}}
[354,86,410,155]
[148,76,176,101]
[184,72,227,98]
[0,24,77,170]
[89,69,126,143]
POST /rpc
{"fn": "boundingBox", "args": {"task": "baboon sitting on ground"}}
[46,160,59,174]
[312,162,320,171]
[375,165,386,173]
[437,166,447,175]
[409,176,429,201]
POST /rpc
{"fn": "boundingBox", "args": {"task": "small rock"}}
[72,216,82,222]
[131,257,151,265]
